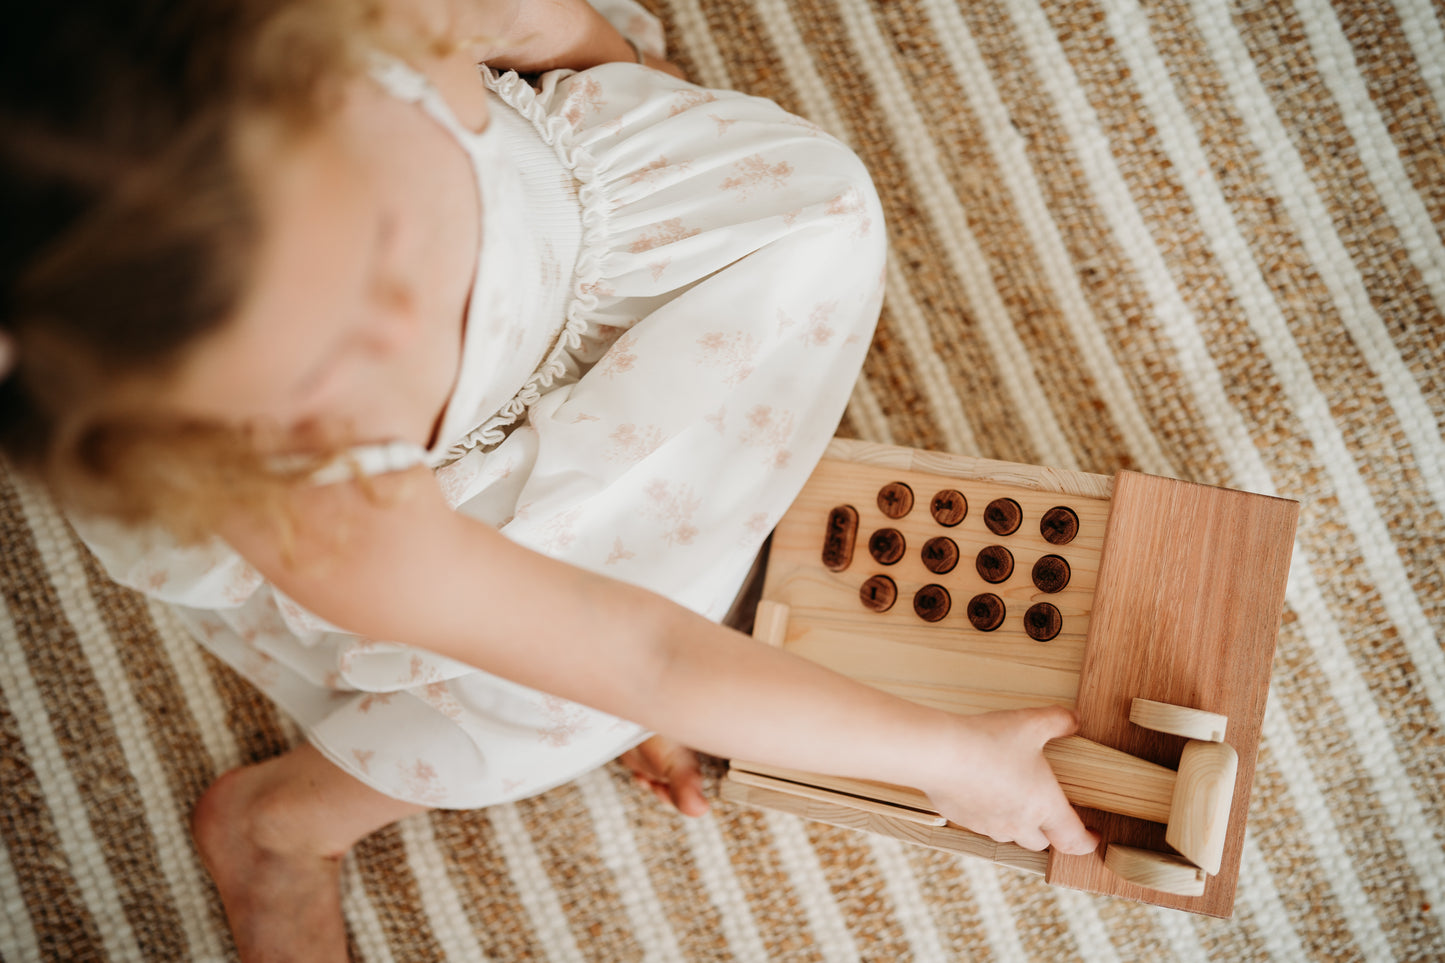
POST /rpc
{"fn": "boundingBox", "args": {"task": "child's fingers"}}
[670,770,711,817]
[1028,704,1082,742]
[1041,809,1100,855]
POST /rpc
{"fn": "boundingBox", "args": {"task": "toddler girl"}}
[1,0,1095,958]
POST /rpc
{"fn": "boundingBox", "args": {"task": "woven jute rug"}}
[3,0,1442,959]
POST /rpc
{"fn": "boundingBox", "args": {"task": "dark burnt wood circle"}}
[859,575,898,612]
[929,490,968,527]
[975,545,1015,584]
[921,536,960,574]
[966,593,1006,632]
[1031,554,1071,593]
[1024,602,1063,641]
[868,528,906,565]
[822,504,859,571]
[913,584,952,623]
[1040,506,1080,545]
[877,482,915,519]
[984,498,1023,536]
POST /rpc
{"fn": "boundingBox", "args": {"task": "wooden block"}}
[726,769,947,827]
[1130,699,1228,742]
[1165,741,1238,875]
[1045,472,1298,917]
[1104,845,1207,897]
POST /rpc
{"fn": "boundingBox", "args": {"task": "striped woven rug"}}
[3,0,1443,959]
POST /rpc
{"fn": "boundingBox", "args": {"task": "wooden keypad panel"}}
[759,457,1112,717]
[729,440,1296,917]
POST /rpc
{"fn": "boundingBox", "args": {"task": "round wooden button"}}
[868,528,906,565]
[975,545,1015,584]
[1040,506,1079,545]
[930,489,968,527]
[984,498,1023,536]
[859,575,898,612]
[921,536,960,574]
[913,584,952,623]
[877,482,915,519]
[1031,554,1071,593]
[1024,602,1063,641]
[966,593,1006,632]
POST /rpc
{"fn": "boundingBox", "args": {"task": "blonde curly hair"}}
[0,0,415,542]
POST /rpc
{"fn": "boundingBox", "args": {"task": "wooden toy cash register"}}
[721,439,1298,917]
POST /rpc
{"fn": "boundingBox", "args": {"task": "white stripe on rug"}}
[828,0,1080,466]
[1294,0,1445,317]
[847,376,898,447]
[486,803,587,963]
[15,485,227,962]
[341,850,399,963]
[1392,0,1445,120]
[1050,887,1122,963]
[957,858,1029,963]
[0,831,42,963]
[864,835,951,962]
[764,811,862,962]
[399,814,492,962]
[1237,836,1309,963]
[680,813,771,963]
[145,600,242,773]
[921,0,1176,473]
[0,603,141,962]
[1147,904,1211,963]
[1190,0,1445,536]
[747,0,983,456]
[574,769,686,963]
[660,0,736,91]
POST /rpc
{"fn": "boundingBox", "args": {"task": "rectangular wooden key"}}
[721,438,1299,916]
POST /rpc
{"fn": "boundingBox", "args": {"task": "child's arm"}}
[222,470,1097,854]
[486,0,685,76]
[387,0,685,76]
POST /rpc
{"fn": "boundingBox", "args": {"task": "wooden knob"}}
[984,497,1022,535]
[1103,844,1207,897]
[1130,699,1228,742]
[1165,741,1238,876]
[877,482,914,518]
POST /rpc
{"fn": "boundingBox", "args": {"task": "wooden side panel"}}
[718,776,1050,876]
[1045,472,1298,917]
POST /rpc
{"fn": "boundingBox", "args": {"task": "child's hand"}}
[921,706,1100,855]
[620,736,709,816]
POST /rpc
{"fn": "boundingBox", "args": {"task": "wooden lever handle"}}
[1043,735,1176,824]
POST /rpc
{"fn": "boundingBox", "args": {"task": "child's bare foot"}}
[620,736,710,816]
[191,744,427,963]
[193,762,348,961]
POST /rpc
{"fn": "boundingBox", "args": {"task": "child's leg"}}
[191,742,428,963]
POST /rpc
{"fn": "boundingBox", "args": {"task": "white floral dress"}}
[74,17,886,808]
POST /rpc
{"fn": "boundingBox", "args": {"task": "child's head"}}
[1,0,473,538]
